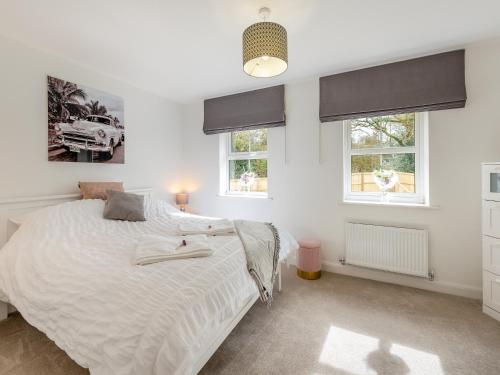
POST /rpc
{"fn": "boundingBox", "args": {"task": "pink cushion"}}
[298,239,321,248]
[79,181,124,200]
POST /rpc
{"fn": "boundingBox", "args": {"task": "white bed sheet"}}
[0,198,296,375]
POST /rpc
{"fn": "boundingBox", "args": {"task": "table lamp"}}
[175,193,189,212]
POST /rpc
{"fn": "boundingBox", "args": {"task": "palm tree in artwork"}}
[85,100,108,116]
[47,76,88,123]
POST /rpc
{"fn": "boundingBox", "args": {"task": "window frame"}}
[219,130,269,198]
[343,112,429,205]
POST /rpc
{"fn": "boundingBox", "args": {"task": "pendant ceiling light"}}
[243,7,288,78]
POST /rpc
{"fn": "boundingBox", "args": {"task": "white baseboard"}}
[322,261,482,300]
[483,305,500,321]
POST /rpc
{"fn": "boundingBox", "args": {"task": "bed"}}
[0,189,297,375]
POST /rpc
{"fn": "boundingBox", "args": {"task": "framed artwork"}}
[47,76,125,163]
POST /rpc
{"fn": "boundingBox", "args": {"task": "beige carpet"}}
[1,267,500,374]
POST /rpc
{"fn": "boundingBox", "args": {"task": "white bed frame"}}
[0,188,154,249]
[0,189,282,374]
[0,188,153,320]
[192,293,259,374]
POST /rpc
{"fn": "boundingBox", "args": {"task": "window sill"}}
[341,200,439,209]
[217,194,273,200]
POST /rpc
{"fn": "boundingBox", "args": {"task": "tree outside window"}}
[222,129,268,194]
[345,112,428,204]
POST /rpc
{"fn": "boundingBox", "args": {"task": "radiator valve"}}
[428,270,435,281]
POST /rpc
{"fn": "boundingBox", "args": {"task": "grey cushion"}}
[103,190,145,222]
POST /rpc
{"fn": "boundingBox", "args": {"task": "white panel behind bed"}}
[0,188,153,248]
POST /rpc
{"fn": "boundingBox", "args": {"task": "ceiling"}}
[1,0,500,103]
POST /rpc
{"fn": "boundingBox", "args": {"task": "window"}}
[220,129,268,196]
[343,112,428,204]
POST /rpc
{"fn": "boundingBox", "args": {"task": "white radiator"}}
[345,222,429,278]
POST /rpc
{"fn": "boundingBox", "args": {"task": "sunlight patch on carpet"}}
[319,326,443,375]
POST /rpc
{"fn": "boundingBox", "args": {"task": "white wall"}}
[0,35,183,200]
[2,32,498,299]
[181,38,500,299]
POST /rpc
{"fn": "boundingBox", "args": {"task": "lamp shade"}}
[175,193,189,205]
[243,21,288,78]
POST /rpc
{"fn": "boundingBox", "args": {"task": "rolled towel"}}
[134,234,212,266]
[178,219,235,236]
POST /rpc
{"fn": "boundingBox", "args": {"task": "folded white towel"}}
[134,234,212,266]
[178,219,235,236]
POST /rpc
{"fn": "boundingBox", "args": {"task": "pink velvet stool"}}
[297,239,321,280]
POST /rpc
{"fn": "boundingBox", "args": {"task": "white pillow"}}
[143,196,179,218]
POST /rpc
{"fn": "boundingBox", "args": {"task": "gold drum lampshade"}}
[243,20,288,78]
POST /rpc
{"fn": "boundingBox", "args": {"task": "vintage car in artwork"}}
[54,115,124,159]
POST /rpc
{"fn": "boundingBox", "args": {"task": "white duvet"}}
[0,198,296,375]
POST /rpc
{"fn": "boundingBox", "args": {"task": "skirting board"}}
[483,305,500,321]
[322,261,482,300]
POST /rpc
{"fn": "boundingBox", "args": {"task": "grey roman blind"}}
[203,85,285,135]
[319,50,466,122]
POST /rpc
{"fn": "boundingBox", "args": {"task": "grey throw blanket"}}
[234,220,280,306]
